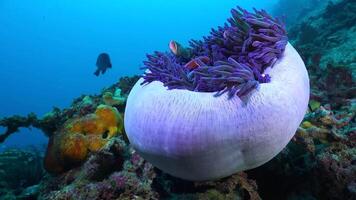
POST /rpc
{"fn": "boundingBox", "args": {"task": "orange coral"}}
[44,105,123,173]
[59,133,88,163]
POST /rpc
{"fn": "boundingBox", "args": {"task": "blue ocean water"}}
[0,0,278,149]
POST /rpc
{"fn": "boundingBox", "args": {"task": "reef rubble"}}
[0,1,355,199]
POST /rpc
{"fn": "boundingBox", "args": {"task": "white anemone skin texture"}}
[124,43,310,181]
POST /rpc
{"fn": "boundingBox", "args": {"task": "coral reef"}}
[44,105,123,174]
[116,76,141,96]
[102,88,126,107]
[246,1,356,199]
[247,100,355,199]
[288,0,356,78]
[0,76,138,144]
[272,0,330,26]
[0,148,44,199]
[38,136,260,200]
[0,110,65,143]
[39,137,158,200]
[0,1,355,199]
[155,171,261,200]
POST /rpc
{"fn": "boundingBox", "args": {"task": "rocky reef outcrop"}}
[0,148,44,199]
[38,137,261,200]
[287,0,356,78]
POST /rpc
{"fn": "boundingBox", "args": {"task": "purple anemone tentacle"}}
[141,7,287,98]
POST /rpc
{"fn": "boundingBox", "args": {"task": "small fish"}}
[169,40,191,60]
[94,53,112,76]
[184,56,211,70]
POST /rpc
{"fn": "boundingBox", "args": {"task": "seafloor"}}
[0,0,355,199]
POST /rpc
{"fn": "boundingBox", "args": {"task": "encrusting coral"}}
[44,105,123,173]
[102,88,126,106]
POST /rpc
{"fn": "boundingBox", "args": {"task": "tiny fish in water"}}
[94,53,112,76]
[169,40,191,60]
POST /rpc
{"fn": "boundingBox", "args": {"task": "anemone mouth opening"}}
[141,6,288,98]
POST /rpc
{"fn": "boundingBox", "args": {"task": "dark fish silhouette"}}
[94,53,112,76]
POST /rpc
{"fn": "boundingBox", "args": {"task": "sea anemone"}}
[141,6,287,98]
[124,6,309,181]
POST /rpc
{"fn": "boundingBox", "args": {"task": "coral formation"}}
[248,100,355,199]
[38,136,260,200]
[0,76,139,145]
[287,0,356,77]
[102,88,126,106]
[0,111,64,143]
[44,105,123,173]
[0,148,44,198]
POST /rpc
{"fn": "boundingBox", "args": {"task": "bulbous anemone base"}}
[124,43,310,181]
